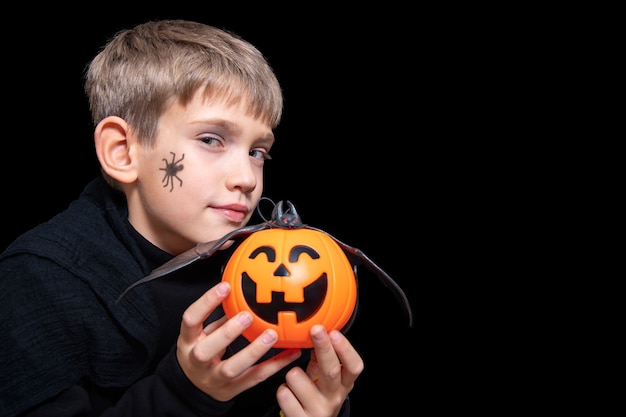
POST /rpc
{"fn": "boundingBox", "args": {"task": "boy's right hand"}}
[176,281,302,401]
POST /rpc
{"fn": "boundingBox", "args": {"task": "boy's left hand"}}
[276,324,364,417]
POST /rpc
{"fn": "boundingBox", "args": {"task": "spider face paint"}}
[159,152,185,192]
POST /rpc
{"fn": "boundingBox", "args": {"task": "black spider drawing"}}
[160,152,184,192]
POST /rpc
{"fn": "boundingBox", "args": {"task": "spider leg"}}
[116,222,269,302]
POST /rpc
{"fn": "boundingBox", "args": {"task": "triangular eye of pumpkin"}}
[222,228,357,349]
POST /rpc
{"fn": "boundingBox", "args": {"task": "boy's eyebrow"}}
[189,118,237,131]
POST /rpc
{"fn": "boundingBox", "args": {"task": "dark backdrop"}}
[4,8,432,414]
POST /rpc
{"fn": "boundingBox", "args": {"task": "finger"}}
[328,329,364,386]
[244,349,302,393]
[219,330,300,380]
[192,310,253,362]
[179,282,230,343]
[276,383,300,417]
[203,315,228,335]
[310,325,342,381]
[281,367,325,416]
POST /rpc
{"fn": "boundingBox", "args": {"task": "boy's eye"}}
[201,137,221,147]
[250,149,272,161]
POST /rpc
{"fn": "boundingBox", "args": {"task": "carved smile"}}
[241,272,328,324]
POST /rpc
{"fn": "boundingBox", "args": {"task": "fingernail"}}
[216,282,230,296]
[311,325,326,341]
[261,330,277,345]
[329,330,341,343]
[237,311,252,326]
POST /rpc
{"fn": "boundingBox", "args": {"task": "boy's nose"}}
[225,157,258,192]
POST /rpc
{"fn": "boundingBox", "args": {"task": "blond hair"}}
[85,19,283,147]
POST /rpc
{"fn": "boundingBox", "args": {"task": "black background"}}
[2,7,443,414]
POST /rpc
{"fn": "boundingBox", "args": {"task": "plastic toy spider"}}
[160,152,185,192]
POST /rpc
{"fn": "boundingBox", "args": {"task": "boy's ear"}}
[94,116,138,184]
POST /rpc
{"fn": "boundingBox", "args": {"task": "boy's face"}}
[128,91,275,255]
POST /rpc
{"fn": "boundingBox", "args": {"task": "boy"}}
[0,19,362,417]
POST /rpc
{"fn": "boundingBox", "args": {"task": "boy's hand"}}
[276,325,364,417]
[176,282,302,401]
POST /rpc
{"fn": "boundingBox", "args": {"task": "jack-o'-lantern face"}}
[222,227,357,348]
